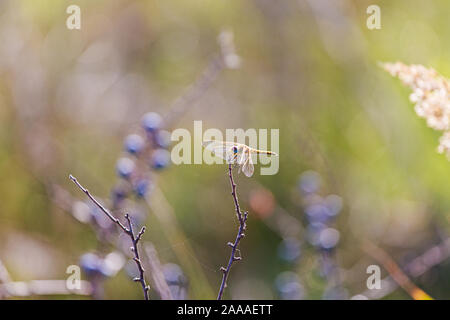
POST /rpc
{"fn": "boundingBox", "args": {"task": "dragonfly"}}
[202,140,278,177]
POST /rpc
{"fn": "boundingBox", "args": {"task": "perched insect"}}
[202,140,278,177]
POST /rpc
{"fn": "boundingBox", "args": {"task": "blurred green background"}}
[0,0,449,299]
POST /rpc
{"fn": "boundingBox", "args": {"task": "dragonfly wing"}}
[203,140,236,162]
[237,146,252,165]
[242,153,254,177]
[237,150,247,174]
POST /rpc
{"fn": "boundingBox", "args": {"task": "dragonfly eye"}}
[232,146,238,154]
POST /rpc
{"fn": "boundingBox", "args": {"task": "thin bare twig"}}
[217,164,248,300]
[125,214,150,300]
[69,175,150,300]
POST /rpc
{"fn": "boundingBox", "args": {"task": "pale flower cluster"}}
[382,62,450,158]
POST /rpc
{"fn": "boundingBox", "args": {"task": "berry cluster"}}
[298,170,347,299]
[113,112,171,209]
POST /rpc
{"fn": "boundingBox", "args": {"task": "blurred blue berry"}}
[151,149,171,169]
[305,202,330,223]
[102,251,126,277]
[142,112,163,132]
[134,179,149,198]
[155,130,171,149]
[111,186,128,205]
[163,263,186,286]
[116,157,135,179]
[318,227,340,250]
[124,134,145,154]
[277,238,302,262]
[80,253,108,277]
[163,263,188,299]
[275,272,304,300]
[324,194,343,217]
[298,171,321,194]
[306,222,326,246]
